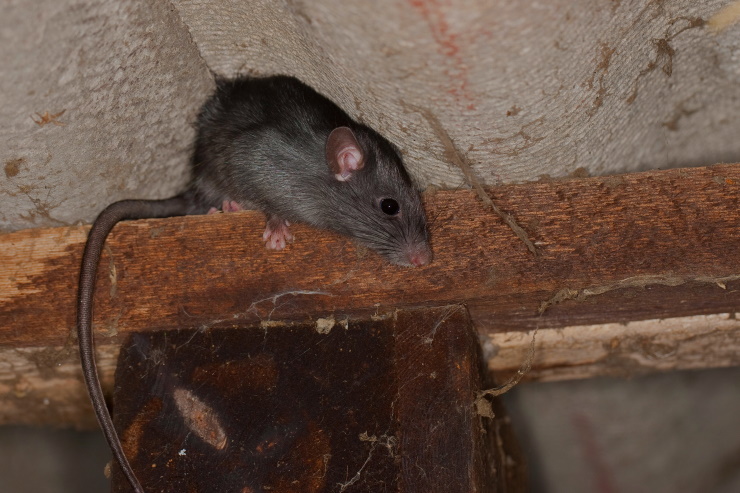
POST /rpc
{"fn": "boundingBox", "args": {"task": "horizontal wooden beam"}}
[3,163,739,346]
[3,312,737,428]
[1,163,739,425]
[488,313,740,382]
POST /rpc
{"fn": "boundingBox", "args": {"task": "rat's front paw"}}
[222,200,243,212]
[208,200,243,214]
[262,217,293,250]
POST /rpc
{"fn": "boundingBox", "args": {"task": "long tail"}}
[77,197,190,493]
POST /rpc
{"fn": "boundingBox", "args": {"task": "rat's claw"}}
[208,200,243,214]
[263,216,293,251]
[222,200,243,213]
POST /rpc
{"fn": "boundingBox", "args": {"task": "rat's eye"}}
[380,198,400,216]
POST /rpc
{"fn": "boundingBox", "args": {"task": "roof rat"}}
[77,75,432,493]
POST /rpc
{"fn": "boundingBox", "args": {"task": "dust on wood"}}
[475,326,538,411]
[2,163,740,349]
[539,274,740,314]
[109,306,518,492]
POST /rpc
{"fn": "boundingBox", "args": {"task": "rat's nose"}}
[410,255,426,267]
[407,245,432,267]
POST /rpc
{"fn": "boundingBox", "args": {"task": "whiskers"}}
[335,173,432,266]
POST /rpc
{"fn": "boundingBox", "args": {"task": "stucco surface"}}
[1,0,213,231]
[2,0,739,229]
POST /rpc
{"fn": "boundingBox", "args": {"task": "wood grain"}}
[110,307,525,492]
[1,163,739,427]
[0,159,740,427]
[3,311,737,428]
[2,163,738,350]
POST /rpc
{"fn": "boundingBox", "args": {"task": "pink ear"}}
[326,127,364,181]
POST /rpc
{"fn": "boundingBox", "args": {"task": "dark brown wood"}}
[1,164,738,426]
[1,163,738,351]
[110,306,524,492]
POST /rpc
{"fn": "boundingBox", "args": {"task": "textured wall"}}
[2,0,740,230]
[176,0,740,185]
[0,0,213,231]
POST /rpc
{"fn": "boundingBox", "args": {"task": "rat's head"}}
[324,126,432,267]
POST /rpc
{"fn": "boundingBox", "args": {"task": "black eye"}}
[380,198,400,216]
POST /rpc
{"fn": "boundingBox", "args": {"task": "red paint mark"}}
[572,413,619,493]
[408,0,477,109]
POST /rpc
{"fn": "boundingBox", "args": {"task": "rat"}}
[76,75,432,493]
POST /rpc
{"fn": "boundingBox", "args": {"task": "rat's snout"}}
[410,254,428,267]
[406,243,432,267]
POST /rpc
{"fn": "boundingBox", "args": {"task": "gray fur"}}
[78,75,432,493]
[191,76,431,266]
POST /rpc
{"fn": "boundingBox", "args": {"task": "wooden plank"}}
[1,163,738,427]
[109,307,525,492]
[3,311,737,428]
[487,313,740,382]
[0,344,117,428]
[1,163,738,351]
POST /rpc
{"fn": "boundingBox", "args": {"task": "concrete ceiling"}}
[2,0,739,231]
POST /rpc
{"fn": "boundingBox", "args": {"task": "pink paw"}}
[207,200,243,215]
[222,200,243,212]
[262,217,293,251]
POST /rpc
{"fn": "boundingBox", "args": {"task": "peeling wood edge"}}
[2,313,738,426]
[0,344,118,428]
[485,312,740,382]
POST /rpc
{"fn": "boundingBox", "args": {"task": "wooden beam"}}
[2,312,737,428]
[0,163,739,426]
[110,307,525,492]
[3,163,739,346]
[487,313,740,382]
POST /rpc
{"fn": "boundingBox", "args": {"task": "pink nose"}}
[410,257,425,267]
[408,248,432,267]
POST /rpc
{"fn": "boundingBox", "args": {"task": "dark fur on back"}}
[191,76,430,266]
[77,75,432,493]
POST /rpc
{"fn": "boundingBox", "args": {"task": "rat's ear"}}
[326,127,364,181]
